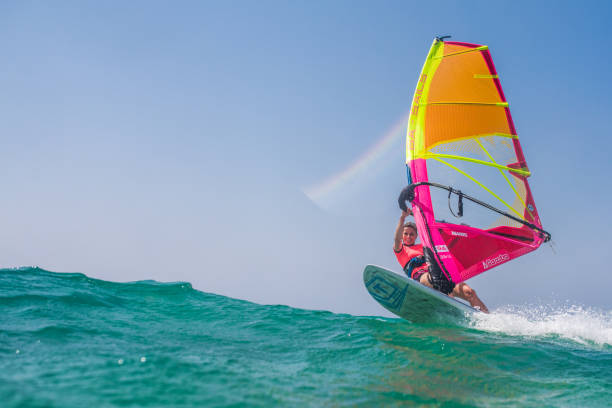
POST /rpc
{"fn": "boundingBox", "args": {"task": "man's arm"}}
[393,209,411,252]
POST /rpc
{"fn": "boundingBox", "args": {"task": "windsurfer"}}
[393,210,489,313]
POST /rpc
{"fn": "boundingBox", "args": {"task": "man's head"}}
[402,222,417,245]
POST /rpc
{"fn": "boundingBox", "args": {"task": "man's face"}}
[402,227,417,246]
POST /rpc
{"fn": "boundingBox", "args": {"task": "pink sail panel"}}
[406,39,548,283]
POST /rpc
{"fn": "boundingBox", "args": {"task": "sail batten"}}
[433,45,489,59]
[422,102,509,107]
[420,153,531,176]
[406,38,549,283]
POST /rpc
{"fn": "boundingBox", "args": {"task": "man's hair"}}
[403,222,417,233]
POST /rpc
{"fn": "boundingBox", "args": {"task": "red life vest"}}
[394,243,428,279]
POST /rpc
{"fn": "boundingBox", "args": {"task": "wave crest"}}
[470,304,612,347]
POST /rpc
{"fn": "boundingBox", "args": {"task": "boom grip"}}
[398,185,415,212]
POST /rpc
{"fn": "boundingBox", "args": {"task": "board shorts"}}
[410,266,428,283]
[403,255,428,282]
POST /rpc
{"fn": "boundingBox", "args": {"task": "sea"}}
[1,267,610,407]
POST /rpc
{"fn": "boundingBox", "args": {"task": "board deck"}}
[363,264,479,323]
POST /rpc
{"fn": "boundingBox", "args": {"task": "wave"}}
[2,267,611,407]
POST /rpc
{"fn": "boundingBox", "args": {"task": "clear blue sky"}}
[2,1,610,313]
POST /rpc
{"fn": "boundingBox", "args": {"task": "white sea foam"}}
[469,305,612,347]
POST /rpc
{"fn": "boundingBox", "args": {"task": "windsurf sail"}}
[404,37,551,284]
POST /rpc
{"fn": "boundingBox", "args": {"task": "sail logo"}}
[411,74,427,116]
[408,129,416,152]
[482,253,510,269]
[435,245,449,253]
[451,231,468,237]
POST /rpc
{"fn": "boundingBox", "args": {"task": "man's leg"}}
[419,273,489,313]
[451,283,489,313]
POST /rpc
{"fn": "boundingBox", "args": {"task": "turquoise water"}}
[1,267,610,407]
